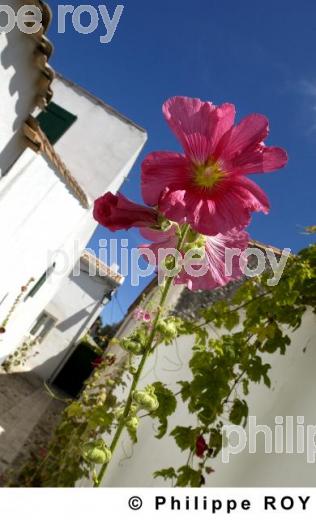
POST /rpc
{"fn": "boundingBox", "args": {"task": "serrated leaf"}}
[229,399,248,427]
[154,467,177,481]
[151,382,177,438]
[176,465,202,487]
[171,426,199,451]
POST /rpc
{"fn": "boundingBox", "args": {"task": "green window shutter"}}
[25,263,56,300]
[36,102,77,145]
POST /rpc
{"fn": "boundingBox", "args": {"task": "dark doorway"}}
[53,342,99,398]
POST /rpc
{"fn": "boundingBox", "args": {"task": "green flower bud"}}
[121,338,143,355]
[157,319,178,342]
[126,416,139,432]
[133,385,159,412]
[83,441,111,465]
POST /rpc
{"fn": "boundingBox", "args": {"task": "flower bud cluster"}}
[82,439,112,465]
[120,325,148,355]
[133,384,159,412]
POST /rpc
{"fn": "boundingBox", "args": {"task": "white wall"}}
[0,71,147,361]
[25,266,117,381]
[100,305,316,487]
[0,149,93,360]
[52,76,147,200]
[0,1,41,176]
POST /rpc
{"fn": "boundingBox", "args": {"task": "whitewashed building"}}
[0,0,147,474]
[19,251,124,384]
[0,0,147,366]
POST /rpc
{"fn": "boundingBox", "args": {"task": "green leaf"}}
[151,382,177,438]
[66,402,83,418]
[224,311,240,331]
[229,399,249,427]
[178,380,191,402]
[170,426,199,451]
[209,427,223,457]
[86,407,113,430]
[176,466,202,487]
[154,467,177,481]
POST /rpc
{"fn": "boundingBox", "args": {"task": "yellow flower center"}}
[194,161,225,189]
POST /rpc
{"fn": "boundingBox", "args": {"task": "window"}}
[25,263,56,300]
[29,312,56,342]
[36,102,77,145]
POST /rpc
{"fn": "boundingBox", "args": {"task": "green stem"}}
[94,224,190,487]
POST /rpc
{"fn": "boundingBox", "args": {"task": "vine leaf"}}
[154,467,177,481]
[176,466,202,487]
[170,426,199,451]
[229,399,249,427]
[151,382,177,439]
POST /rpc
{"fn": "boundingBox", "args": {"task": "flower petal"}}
[141,151,190,207]
[176,229,249,291]
[139,232,178,265]
[140,225,178,242]
[216,113,269,161]
[159,174,269,236]
[211,103,236,150]
[159,186,251,235]
[163,97,235,164]
[93,192,157,231]
[158,188,188,224]
[206,191,252,235]
[232,145,288,175]
[232,176,270,213]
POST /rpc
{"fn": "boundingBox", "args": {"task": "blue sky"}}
[48,0,316,324]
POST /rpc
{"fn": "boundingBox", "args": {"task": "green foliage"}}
[153,467,177,481]
[155,244,316,487]
[156,316,183,344]
[303,225,316,235]
[12,243,316,489]
[14,355,129,487]
[2,335,39,373]
[229,399,248,426]
[176,466,202,487]
[151,382,177,438]
[171,426,200,451]
[119,324,149,355]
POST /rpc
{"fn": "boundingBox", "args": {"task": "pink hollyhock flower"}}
[93,192,158,232]
[133,308,144,321]
[196,435,208,458]
[142,96,288,235]
[140,226,249,292]
[133,307,152,323]
[176,228,249,291]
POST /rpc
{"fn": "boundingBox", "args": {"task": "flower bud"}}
[126,416,139,432]
[83,441,111,465]
[133,385,159,412]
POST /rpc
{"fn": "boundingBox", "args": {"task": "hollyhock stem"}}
[94,224,190,487]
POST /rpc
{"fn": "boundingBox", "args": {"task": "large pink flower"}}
[140,226,249,292]
[142,97,288,235]
[93,192,158,231]
[140,226,179,260]
[176,228,249,291]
